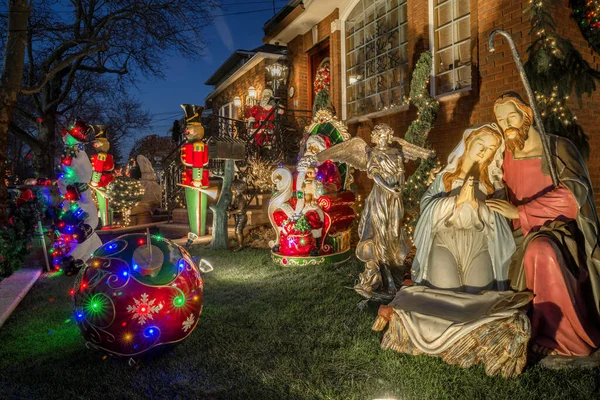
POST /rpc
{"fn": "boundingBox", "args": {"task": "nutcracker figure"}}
[89,124,115,227]
[179,104,216,236]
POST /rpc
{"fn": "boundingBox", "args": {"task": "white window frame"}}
[218,102,238,136]
[428,0,472,98]
[341,0,410,121]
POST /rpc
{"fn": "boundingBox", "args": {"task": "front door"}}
[308,39,330,108]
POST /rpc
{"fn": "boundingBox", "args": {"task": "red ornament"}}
[16,189,35,207]
[279,232,316,257]
[73,234,205,357]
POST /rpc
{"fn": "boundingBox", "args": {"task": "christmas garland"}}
[0,192,44,278]
[402,52,440,241]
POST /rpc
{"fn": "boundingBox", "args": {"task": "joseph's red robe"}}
[503,151,600,355]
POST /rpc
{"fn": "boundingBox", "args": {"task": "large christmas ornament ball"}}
[72,233,204,357]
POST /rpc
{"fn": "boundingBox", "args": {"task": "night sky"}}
[130,1,288,151]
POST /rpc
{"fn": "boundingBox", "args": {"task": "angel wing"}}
[393,138,436,161]
[315,137,371,171]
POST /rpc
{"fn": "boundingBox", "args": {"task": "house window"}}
[345,0,409,119]
[218,102,238,136]
[431,0,471,95]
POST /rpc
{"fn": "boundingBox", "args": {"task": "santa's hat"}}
[306,134,332,150]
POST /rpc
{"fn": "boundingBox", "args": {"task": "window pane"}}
[455,0,469,18]
[436,25,453,51]
[436,72,454,95]
[456,66,471,90]
[344,0,409,118]
[436,2,452,27]
[454,16,470,43]
[454,40,471,67]
[432,0,471,95]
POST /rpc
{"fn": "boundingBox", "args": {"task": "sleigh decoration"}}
[268,110,356,266]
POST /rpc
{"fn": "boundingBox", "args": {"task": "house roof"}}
[204,44,287,86]
[262,0,351,45]
[262,0,304,38]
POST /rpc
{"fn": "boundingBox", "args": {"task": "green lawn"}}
[0,247,599,399]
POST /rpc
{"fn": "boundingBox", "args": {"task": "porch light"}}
[248,86,257,99]
[266,61,289,92]
[233,96,242,108]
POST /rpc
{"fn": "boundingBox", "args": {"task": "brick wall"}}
[341,0,600,203]
[286,9,341,115]
[210,59,268,119]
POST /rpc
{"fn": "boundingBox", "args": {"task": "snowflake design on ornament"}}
[182,314,195,332]
[126,293,163,325]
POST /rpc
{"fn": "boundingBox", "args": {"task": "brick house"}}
[259,0,600,203]
[204,44,287,122]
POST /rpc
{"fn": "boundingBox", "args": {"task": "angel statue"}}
[316,123,435,299]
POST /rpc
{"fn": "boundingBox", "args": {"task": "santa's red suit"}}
[245,105,276,147]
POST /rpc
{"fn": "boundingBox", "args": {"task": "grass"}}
[0,247,599,399]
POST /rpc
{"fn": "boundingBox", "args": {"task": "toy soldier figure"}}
[180,104,210,236]
[89,124,115,227]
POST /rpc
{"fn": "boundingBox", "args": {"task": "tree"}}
[0,0,30,224]
[128,134,176,164]
[9,72,150,168]
[524,0,600,159]
[6,0,216,177]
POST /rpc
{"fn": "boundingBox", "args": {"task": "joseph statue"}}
[488,92,600,356]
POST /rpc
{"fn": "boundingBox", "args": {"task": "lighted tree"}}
[524,0,600,159]
[106,177,145,226]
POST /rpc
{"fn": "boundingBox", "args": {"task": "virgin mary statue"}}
[372,124,533,378]
[412,123,516,293]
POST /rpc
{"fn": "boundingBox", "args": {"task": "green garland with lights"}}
[402,52,440,239]
[524,0,600,159]
[0,195,44,278]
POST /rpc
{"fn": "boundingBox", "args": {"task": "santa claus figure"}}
[271,134,342,256]
[245,88,278,147]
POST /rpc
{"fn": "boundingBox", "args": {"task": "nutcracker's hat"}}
[89,124,108,140]
[181,104,204,124]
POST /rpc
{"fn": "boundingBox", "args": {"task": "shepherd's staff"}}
[488,29,558,186]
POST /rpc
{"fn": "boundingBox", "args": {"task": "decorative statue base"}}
[268,110,356,266]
